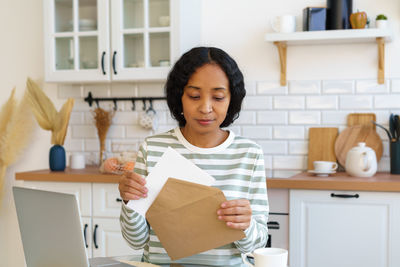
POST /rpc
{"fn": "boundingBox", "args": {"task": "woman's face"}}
[181,63,231,135]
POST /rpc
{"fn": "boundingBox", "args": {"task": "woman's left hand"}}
[217,199,252,230]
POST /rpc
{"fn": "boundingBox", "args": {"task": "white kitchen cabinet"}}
[21,181,142,258]
[43,0,201,83]
[289,189,400,267]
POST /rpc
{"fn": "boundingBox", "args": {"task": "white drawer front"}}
[22,181,92,216]
[93,183,122,218]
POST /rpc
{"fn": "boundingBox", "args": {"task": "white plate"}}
[308,170,336,177]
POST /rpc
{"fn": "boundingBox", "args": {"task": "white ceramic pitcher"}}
[345,142,377,177]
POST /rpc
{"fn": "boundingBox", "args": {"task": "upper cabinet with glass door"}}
[43,0,201,83]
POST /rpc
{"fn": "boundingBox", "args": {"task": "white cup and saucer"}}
[308,161,338,177]
[242,247,288,267]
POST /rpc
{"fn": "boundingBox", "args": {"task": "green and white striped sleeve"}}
[234,149,269,253]
[120,141,150,250]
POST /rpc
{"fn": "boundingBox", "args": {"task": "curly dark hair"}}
[165,46,246,128]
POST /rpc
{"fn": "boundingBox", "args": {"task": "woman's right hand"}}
[118,172,148,204]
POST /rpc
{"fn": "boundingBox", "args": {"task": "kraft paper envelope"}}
[145,178,246,260]
[127,147,215,217]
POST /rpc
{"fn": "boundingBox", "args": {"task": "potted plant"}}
[375,14,388,29]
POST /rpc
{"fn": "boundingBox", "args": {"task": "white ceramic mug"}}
[242,248,288,267]
[70,153,85,169]
[313,161,338,172]
[271,15,296,33]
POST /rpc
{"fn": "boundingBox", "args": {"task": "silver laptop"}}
[13,186,133,267]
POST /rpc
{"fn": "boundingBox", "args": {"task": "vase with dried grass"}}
[26,78,74,171]
[92,107,114,165]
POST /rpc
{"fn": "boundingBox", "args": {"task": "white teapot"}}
[345,142,377,177]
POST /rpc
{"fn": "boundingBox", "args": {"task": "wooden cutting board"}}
[347,113,376,130]
[308,128,338,170]
[335,125,383,167]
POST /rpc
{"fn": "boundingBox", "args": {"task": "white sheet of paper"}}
[127,147,216,217]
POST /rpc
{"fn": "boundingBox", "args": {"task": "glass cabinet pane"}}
[55,0,73,32]
[55,37,74,70]
[149,32,170,67]
[79,36,98,69]
[78,0,98,31]
[149,0,170,27]
[123,34,144,68]
[124,0,144,29]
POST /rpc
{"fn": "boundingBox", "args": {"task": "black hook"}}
[113,99,118,111]
[142,99,147,111]
[148,99,154,112]
[131,100,136,111]
[95,99,99,108]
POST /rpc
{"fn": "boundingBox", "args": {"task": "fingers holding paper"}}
[217,199,252,230]
[118,171,148,203]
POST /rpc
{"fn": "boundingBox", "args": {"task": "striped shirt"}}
[120,127,269,266]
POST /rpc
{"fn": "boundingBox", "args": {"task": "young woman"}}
[118,47,268,266]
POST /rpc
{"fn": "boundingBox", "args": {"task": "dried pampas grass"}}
[92,107,114,164]
[0,87,34,204]
[26,78,74,145]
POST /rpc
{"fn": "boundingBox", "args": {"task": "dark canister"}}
[326,0,353,29]
[390,141,400,174]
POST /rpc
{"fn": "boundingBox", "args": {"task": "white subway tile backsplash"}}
[289,80,320,95]
[306,96,337,109]
[322,111,348,125]
[392,79,400,93]
[110,83,137,97]
[375,95,400,109]
[63,78,400,176]
[273,156,306,169]
[72,125,97,138]
[289,141,308,155]
[234,111,256,125]
[58,84,82,98]
[378,157,390,172]
[272,170,302,178]
[339,95,372,109]
[257,140,287,154]
[113,111,138,125]
[322,80,354,94]
[274,96,305,110]
[356,80,389,94]
[137,82,164,96]
[84,84,110,97]
[273,126,305,139]
[242,96,271,110]
[257,81,287,95]
[244,80,257,95]
[69,112,84,125]
[289,111,320,125]
[126,125,154,138]
[257,111,287,124]
[242,126,271,139]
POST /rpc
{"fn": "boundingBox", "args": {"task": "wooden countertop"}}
[15,167,400,192]
[15,166,120,183]
[267,172,400,192]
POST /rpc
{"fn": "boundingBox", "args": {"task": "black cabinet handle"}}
[331,193,359,198]
[101,51,106,75]
[93,224,99,249]
[267,221,280,230]
[83,223,88,248]
[116,198,122,202]
[112,51,117,75]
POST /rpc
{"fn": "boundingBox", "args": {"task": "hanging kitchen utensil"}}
[334,125,383,167]
[372,121,393,141]
[394,115,400,141]
[347,113,376,129]
[389,113,396,140]
[307,127,338,170]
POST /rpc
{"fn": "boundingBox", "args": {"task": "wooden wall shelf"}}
[265,28,393,86]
